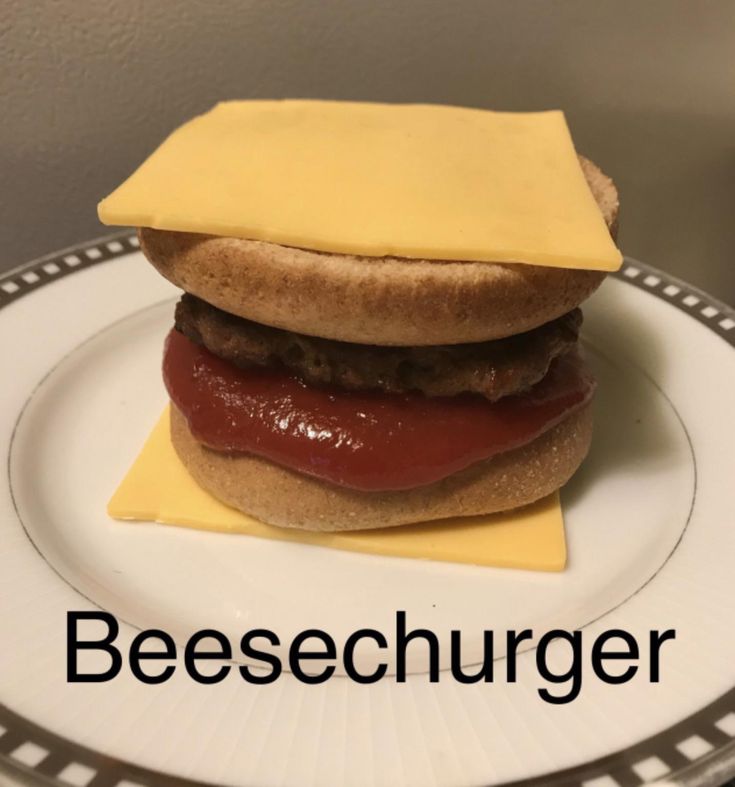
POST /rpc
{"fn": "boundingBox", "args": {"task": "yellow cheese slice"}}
[108,408,567,571]
[98,100,621,271]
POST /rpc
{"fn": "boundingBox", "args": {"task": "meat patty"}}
[174,294,582,401]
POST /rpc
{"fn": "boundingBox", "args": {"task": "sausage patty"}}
[174,294,582,401]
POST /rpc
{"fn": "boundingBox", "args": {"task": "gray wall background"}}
[2,0,734,301]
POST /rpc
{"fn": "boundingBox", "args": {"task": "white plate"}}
[1,234,734,787]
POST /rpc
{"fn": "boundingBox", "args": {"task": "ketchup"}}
[163,329,595,492]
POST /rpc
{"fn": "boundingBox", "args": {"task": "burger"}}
[100,101,620,533]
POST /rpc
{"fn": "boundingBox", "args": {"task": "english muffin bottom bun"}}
[170,402,594,532]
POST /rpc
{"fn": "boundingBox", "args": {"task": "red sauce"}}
[163,329,595,492]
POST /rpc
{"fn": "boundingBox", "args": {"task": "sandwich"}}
[99,100,621,533]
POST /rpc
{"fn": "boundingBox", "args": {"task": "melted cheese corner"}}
[107,408,567,571]
[98,100,621,271]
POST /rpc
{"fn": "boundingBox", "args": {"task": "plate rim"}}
[0,233,734,787]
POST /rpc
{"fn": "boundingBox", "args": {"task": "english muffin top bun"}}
[139,156,617,346]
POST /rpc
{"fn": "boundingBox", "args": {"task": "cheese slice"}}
[98,100,621,271]
[108,408,567,571]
